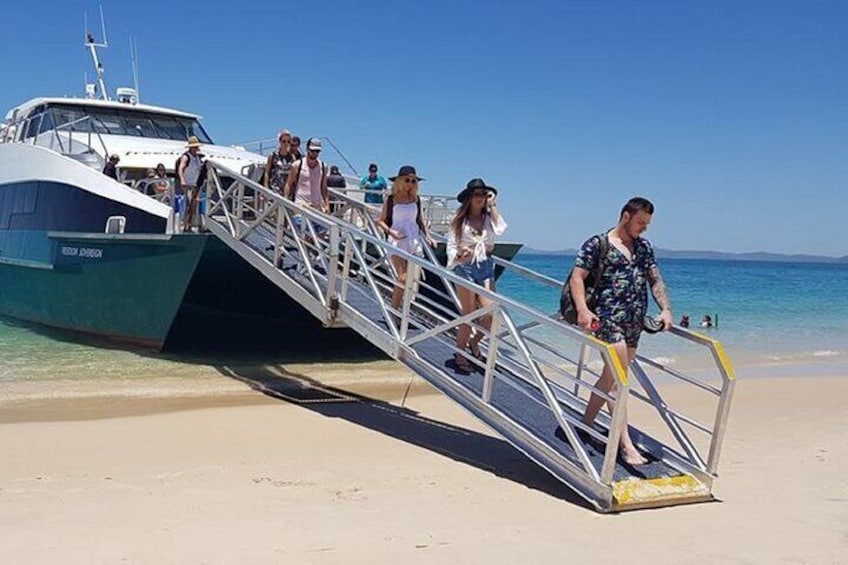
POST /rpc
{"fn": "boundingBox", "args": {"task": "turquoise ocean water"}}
[499,255,848,376]
[1,256,847,388]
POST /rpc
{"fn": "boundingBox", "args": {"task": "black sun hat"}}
[457,178,498,203]
[389,165,424,182]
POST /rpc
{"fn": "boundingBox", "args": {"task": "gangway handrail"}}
[203,160,629,474]
[200,159,736,511]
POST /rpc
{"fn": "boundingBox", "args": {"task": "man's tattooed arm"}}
[648,265,671,312]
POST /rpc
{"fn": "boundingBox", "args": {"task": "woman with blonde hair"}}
[376,166,436,313]
[447,178,507,374]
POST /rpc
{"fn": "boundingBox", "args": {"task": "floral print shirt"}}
[574,234,657,324]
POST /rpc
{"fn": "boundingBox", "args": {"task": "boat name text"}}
[61,246,103,259]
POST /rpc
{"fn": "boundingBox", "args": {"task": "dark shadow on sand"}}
[216,363,593,510]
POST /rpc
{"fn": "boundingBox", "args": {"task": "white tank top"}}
[294,159,324,208]
[390,201,423,255]
[183,153,203,186]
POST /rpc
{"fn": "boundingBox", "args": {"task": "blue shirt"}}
[360,174,387,204]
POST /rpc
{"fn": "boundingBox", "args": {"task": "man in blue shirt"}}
[360,163,387,205]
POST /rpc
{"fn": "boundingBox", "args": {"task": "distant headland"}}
[520,247,848,264]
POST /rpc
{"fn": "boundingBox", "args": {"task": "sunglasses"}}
[472,191,488,197]
[404,177,418,184]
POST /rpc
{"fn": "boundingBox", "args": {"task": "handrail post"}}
[399,261,416,341]
[481,306,502,402]
[340,235,354,301]
[327,225,341,321]
[707,360,736,474]
[599,346,631,485]
[575,343,588,396]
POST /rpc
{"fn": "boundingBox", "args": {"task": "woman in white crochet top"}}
[447,178,507,374]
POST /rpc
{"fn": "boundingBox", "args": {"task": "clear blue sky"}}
[2,1,845,255]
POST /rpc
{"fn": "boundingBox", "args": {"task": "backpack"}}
[174,151,207,192]
[559,233,609,325]
[289,159,328,202]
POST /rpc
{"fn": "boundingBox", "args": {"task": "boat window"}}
[25,115,42,139]
[38,111,54,134]
[92,109,127,135]
[148,115,189,140]
[51,106,91,132]
[122,113,159,137]
[42,103,213,143]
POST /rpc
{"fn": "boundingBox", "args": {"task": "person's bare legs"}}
[389,255,408,312]
[468,284,494,356]
[455,285,477,356]
[582,341,647,465]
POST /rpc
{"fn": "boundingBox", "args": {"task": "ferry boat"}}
[0,30,521,350]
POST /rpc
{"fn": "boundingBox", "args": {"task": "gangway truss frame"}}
[200,162,736,512]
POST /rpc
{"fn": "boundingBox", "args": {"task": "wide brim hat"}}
[186,136,202,148]
[457,178,498,203]
[389,165,424,182]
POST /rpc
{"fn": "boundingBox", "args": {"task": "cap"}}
[368,163,378,172]
[306,138,322,152]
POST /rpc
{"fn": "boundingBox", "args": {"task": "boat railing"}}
[328,186,458,236]
[200,160,736,507]
[9,110,111,163]
[133,177,173,203]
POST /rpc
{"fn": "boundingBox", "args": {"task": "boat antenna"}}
[321,137,359,177]
[130,37,140,103]
[84,5,109,101]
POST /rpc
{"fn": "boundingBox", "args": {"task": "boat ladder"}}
[200,161,736,512]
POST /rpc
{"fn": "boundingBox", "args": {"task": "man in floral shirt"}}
[569,197,673,465]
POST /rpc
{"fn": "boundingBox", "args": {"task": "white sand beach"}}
[1,365,846,564]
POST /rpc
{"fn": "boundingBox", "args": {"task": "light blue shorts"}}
[453,258,494,285]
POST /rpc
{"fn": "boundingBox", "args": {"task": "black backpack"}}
[559,233,609,325]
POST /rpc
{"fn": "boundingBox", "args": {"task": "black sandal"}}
[453,353,472,374]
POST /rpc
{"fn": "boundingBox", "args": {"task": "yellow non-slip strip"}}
[713,341,736,381]
[604,342,630,387]
[612,475,708,505]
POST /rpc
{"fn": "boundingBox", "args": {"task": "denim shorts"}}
[453,257,494,285]
[291,214,327,235]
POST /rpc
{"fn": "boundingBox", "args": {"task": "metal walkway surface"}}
[200,162,736,512]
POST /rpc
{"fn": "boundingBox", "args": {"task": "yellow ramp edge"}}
[612,475,712,510]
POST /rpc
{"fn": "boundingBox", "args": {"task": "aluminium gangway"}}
[200,162,736,513]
